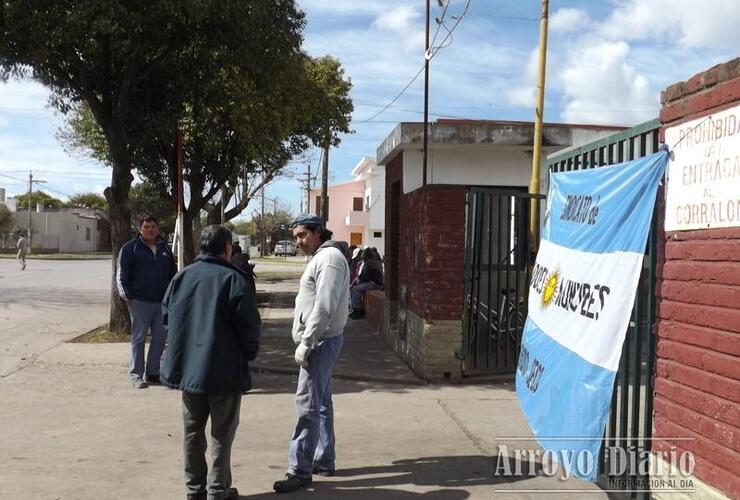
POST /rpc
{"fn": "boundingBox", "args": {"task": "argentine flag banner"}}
[516,150,669,481]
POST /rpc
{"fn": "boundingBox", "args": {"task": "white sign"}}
[665,105,740,231]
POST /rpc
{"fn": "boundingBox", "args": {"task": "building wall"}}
[402,147,542,194]
[654,58,740,500]
[14,210,98,252]
[309,180,365,245]
[384,150,467,380]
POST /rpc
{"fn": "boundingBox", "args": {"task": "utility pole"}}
[27,170,46,252]
[307,161,312,213]
[320,145,329,222]
[220,186,226,224]
[175,131,185,269]
[295,161,316,215]
[422,0,430,187]
[260,170,266,257]
[528,0,549,249]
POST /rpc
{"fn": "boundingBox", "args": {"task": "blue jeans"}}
[128,299,166,379]
[287,335,343,478]
[350,282,380,311]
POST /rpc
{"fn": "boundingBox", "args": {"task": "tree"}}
[303,56,354,222]
[0,203,13,240]
[14,191,63,210]
[1,1,309,331]
[0,0,200,332]
[129,183,175,236]
[65,192,108,212]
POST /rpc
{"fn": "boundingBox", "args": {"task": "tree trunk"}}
[183,210,197,263]
[105,159,134,334]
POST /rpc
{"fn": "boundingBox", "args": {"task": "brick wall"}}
[382,151,467,379]
[654,58,740,499]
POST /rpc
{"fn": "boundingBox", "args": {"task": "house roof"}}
[350,156,376,178]
[376,119,628,166]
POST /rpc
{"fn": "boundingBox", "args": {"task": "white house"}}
[0,187,106,252]
[309,156,386,255]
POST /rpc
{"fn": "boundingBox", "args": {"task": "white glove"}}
[294,343,311,368]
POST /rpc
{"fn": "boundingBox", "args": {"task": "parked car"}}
[274,240,297,256]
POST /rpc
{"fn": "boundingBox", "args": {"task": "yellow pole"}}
[529,0,549,247]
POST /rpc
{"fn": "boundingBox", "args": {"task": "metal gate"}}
[547,119,661,499]
[462,188,541,375]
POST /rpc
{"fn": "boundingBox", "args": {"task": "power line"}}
[0,172,26,183]
[354,0,472,125]
[353,65,426,124]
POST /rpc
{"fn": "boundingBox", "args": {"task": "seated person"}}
[349,248,383,319]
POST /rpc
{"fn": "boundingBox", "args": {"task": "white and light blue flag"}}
[516,150,669,481]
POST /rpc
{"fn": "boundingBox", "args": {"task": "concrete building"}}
[0,188,106,252]
[309,157,386,254]
[371,119,625,381]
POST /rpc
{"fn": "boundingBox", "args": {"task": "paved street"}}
[0,267,609,500]
[0,258,111,377]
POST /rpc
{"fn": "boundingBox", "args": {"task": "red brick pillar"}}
[654,58,740,499]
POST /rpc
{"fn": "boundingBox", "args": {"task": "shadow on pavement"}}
[238,455,539,499]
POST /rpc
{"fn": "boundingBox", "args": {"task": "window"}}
[85,227,91,241]
[366,195,371,209]
[314,196,329,216]
[373,231,382,238]
[353,197,363,211]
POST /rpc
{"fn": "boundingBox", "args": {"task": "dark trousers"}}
[182,392,241,500]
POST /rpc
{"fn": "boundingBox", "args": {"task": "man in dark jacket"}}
[116,216,177,388]
[162,225,261,500]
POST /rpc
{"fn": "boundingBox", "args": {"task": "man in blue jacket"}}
[116,216,176,389]
[162,225,261,500]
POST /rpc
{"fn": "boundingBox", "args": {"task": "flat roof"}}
[376,120,627,166]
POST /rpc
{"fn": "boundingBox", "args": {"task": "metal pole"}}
[260,171,265,257]
[306,162,312,213]
[422,0,430,187]
[27,171,32,250]
[528,0,549,246]
[176,130,185,270]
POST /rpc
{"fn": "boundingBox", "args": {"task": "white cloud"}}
[550,8,591,33]
[599,0,740,50]
[558,39,657,125]
[0,79,52,112]
[371,5,424,53]
[299,0,394,17]
[504,48,540,107]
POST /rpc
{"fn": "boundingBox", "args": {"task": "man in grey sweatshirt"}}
[273,214,349,494]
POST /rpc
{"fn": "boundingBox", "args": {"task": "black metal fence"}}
[548,118,662,499]
[462,188,541,375]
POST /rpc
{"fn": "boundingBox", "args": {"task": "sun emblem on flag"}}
[542,270,559,307]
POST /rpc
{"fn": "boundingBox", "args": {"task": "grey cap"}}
[290,213,324,229]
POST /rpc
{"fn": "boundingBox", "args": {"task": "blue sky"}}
[0,0,738,218]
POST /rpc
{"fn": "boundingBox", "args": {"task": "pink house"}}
[309,178,366,247]
[308,157,385,251]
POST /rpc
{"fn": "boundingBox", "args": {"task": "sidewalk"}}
[0,274,608,499]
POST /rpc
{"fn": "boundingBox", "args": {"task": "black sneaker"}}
[225,487,239,499]
[312,465,335,477]
[273,473,312,493]
[144,374,160,385]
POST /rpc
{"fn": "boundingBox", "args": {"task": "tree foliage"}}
[129,182,175,235]
[14,191,63,210]
[65,192,108,212]
[0,203,13,235]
